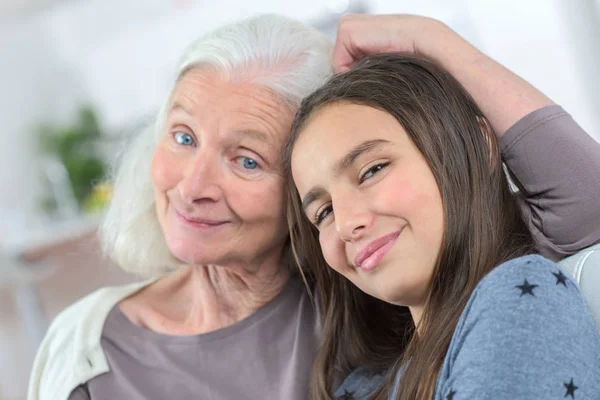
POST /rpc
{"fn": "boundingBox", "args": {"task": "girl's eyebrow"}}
[302,186,327,212]
[331,139,392,178]
[301,139,392,212]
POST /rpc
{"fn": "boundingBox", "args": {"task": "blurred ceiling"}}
[0,0,77,18]
[0,0,367,20]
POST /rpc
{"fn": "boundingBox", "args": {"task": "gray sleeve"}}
[500,105,600,260]
[68,385,91,400]
[436,255,600,399]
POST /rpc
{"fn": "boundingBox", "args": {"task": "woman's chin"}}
[166,240,220,266]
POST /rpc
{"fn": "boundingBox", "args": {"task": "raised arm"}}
[332,14,553,136]
[332,14,600,258]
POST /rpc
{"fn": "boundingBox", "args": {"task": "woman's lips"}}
[175,209,230,229]
[353,230,401,271]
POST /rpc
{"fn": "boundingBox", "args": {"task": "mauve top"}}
[69,278,319,400]
[69,105,600,399]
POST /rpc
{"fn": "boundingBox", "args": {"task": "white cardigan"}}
[28,280,155,400]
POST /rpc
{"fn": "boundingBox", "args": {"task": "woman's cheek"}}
[151,145,181,190]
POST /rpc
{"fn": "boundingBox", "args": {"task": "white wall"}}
[370,0,600,140]
[0,16,85,216]
[41,0,347,130]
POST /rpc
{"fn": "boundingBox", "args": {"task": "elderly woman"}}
[28,13,600,400]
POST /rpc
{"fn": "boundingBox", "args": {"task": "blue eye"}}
[238,157,258,170]
[174,132,195,146]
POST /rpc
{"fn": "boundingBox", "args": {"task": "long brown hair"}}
[283,53,535,399]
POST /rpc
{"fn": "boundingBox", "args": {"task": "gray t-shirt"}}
[69,277,319,399]
[69,105,600,399]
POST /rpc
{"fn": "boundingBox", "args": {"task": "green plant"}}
[37,105,107,214]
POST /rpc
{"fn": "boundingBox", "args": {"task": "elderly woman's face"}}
[151,68,294,268]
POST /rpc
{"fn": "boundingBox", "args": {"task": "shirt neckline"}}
[104,275,306,345]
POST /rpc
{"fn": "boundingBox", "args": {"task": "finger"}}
[332,39,368,73]
[331,35,357,73]
[332,14,366,72]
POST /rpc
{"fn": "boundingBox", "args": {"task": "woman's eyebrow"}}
[332,139,392,178]
[234,129,272,144]
[169,102,192,115]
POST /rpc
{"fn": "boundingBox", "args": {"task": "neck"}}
[409,306,424,333]
[121,260,290,335]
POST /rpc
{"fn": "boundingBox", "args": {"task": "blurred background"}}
[0,0,599,398]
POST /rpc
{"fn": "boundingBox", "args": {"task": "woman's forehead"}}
[169,69,295,144]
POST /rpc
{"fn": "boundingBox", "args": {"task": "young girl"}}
[284,53,600,399]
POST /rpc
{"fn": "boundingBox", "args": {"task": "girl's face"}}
[291,103,444,313]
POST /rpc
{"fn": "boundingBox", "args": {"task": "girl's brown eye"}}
[315,205,333,226]
[359,162,390,183]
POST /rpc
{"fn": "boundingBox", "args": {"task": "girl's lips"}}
[354,230,402,271]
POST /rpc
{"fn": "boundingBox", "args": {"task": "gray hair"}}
[100,14,333,277]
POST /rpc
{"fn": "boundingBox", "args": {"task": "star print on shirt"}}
[446,388,456,399]
[552,270,568,287]
[564,378,578,398]
[515,279,538,297]
[338,389,355,400]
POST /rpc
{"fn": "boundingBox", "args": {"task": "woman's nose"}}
[177,152,223,204]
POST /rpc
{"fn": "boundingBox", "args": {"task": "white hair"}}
[100,14,334,277]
